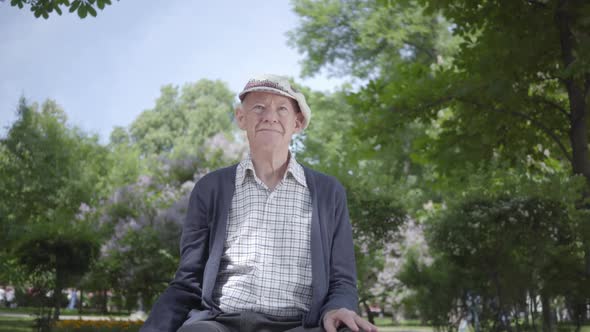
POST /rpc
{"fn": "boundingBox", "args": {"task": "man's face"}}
[236,92,304,153]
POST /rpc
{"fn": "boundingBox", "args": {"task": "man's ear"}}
[294,112,304,133]
[235,105,246,130]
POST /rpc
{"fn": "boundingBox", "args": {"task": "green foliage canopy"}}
[288,0,458,78]
[79,79,245,310]
[291,0,590,327]
[0,98,108,318]
[129,79,235,159]
[3,0,117,19]
[296,86,409,321]
[401,195,588,330]
[0,98,110,248]
[290,0,590,185]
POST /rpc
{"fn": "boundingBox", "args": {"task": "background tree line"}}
[0,80,246,319]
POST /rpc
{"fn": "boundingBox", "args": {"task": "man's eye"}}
[278,107,289,114]
[253,105,264,112]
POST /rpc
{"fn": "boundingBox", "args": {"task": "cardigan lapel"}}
[201,164,238,311]
[303,166,327,326]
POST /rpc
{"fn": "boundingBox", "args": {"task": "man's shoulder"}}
[301,165,346,193]
[195,164,238,188]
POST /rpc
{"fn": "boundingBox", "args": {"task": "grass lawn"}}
[376,327,433,332]
[373,317,433,332]
[0,316,33,332]
[0,307,130,317]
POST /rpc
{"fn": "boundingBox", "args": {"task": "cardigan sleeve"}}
[140,182,211,332]
[319,183,359,320]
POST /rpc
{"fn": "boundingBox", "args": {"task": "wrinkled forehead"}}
[241,91,299,109]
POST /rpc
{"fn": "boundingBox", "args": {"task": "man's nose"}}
[261,108,279,122]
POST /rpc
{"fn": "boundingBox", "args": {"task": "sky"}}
[0,1,344,143]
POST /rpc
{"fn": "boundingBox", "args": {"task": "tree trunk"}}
[78,289,83,314]
[491,272,509,332]
[556,0,590,275]
[524,294,531,331]
[102,289,108,314]
[52,273,62,321]
[531,294,539,332]
[541,294,556,332]
[361,299,375,324]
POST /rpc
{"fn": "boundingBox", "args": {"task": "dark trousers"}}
[176,311,355,332]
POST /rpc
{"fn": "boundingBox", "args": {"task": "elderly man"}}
[141,75,377,332]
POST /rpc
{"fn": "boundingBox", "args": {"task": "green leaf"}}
[54,6,62,15]
[77,5,87,18]
[97,0,105,10]
[69,0,80,13]
[87,5,97,17]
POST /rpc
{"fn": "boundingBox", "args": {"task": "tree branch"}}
[458,98,573,164]
[402,39,437,64]
[394,95,572,163]
[531,96,570,118]
[415,97,455,111]
[526,0,549,9]
[585,73,590,99]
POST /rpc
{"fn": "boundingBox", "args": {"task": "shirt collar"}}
[237,152,307,188]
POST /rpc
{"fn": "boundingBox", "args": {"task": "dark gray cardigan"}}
[141,164,358,332]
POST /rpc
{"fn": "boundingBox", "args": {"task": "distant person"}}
[5,286,15,308]
[141,75,377,332]
[66,288,78,310]
[458,314,469,332]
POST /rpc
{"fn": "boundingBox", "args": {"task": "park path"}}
[378,327,433,332]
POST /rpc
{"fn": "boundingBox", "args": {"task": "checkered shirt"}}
[212,155,313,319]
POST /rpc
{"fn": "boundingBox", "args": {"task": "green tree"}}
[105,126,145,190]
[296,87,409,322]
[82,79,245,313]
[398,163,589,331]
[290,0,590,207]
[398,250,460,328]
[288,0,458,78]
[2,0,117,19]
[0,98,109,247]
[0,98,109,319]
[129,79,235,159]
[410,195,587,332]
[291,1,590,327]
[15,222,99,320]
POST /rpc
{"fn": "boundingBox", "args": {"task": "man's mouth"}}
[256,128,282,134]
